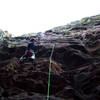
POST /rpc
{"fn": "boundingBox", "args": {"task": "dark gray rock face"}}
[0,31,100,100]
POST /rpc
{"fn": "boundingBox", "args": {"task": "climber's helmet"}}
[30,38,34,42]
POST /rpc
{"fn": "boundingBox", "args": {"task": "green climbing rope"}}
[46,44,55,100]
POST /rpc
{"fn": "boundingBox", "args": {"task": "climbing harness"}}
[46,44,55,100]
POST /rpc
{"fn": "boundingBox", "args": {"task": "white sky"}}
[0,0,100,36]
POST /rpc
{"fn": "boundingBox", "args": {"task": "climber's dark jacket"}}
[27,41,34,51]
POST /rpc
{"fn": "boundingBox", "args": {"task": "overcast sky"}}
[0,0,100,36]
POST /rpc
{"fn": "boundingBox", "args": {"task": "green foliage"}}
[81,17,89,23]
[8,41,18,47]
[52,14,100,35]
[9,63,14,70]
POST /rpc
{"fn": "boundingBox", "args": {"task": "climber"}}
[20,38,36,63]
[27,38,35,51]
